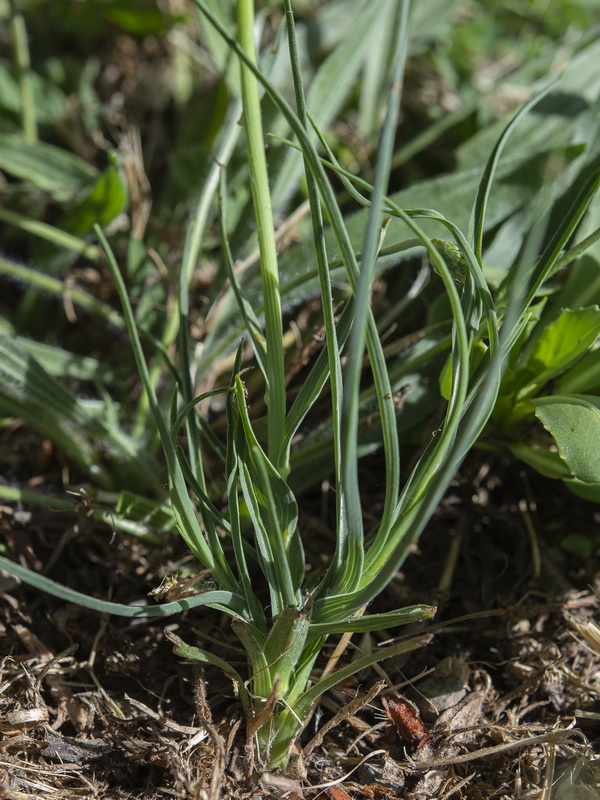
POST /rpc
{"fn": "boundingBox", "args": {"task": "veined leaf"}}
[534,395,600,484]
[0,323,119,383]
[115,490,176,531]
[308,604,436,638]
[0,133,97,200]
[0,331,160,491]
[197,147,577,377]
[517,307,600,392]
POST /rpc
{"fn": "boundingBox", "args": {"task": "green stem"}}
[550,224,600,275]
[237,0,286,471]
[9,0,37,143]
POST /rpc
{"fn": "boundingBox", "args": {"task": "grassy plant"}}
[1,0,600,778]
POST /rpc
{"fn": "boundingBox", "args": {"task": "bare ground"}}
[1,436,599,799]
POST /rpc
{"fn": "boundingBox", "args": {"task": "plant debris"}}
[1,449,599,798]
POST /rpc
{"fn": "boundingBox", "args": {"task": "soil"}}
[1,432,599,800]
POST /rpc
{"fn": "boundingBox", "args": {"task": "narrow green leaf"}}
[507,442,571,480]
[272,0,389,207]
[233,377,302,608]
[237,0,286,467]
[0,207,100,260]
[469,80,557,262]
[0,331,149,488]
[0,323,118,383]
[556,346,600,394]
[217,169,268,376]
[115,491,176,531]
[564,477,600,502]
[0,556,248,619]
[95,225,238,590]
[165,631,250,715]
[308,604,436,638]
[262,606,311,696]
[267,633,430,767]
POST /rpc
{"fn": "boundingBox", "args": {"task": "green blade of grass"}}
[233,376,301,612]
[307,603,436,638]
[282,0,347,575]
[333,1,409,594]
[95,224,239,593]
[0,555,248,619]
[469,80,558,263]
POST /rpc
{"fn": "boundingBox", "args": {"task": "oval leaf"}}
[534,397,600,483]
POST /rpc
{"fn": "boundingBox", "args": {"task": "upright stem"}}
[10,0,37,144]
[237,0,286,472]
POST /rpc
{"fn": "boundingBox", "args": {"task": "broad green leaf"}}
[534,395,600,483]
[561,533,598,557]
[546,254,600,318]
[0,332,111,483]
[0,133,97,200]
[60,155,128,235]
[457,33,600,174]
[517,307,600,391]
[107,4,173,36]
